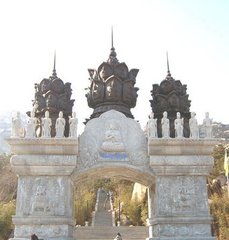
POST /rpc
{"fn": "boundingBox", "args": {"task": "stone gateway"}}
[7,36,217,240]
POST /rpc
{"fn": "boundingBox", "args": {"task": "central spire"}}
[108,26,118,64]
[52,51,57,78]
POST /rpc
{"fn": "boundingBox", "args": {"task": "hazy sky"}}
[0,0,228,133]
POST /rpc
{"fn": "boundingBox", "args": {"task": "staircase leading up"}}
[74,188,148,240]
[75,226,148,240]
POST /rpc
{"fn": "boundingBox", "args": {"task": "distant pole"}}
[118,200,121,222]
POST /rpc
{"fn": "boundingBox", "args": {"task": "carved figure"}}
[174,112,183,138]
[161,111,170,138]
[11,112,23,138]
[147,112,157,139]
[189,112,199,138]
[203,112,213,138]
[55,111,65,138]
[101,121,125,152]
[26,110,37,138]
[41,111,52,138]
[69,112,78,138]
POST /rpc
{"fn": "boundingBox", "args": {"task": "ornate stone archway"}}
[7,110,216,240]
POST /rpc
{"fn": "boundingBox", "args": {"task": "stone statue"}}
[69,112,78,138]
[26,110,37,138]
[114,233,122,240]
[41,111,52,138]
[11,112,23,138]
[101,121,125,152]
[161,111,170,138]
[203,112,213,138]
[174,112,183,138]
[147,112,157,139]
[55,111,66,138]
[189,112,199,138]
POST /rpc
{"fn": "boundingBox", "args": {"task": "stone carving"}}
[55,111,66,138]
[29,58,75,137]
[69,112,78,138]
[147,112,157,139]
[26,110,38,138]
[16,176,69,217]
[158,176,201,216]
[86,43,139,120]
[101,121,125,152]
[78,110,148,169]
[150,64,191,137]
[174,112,183,138]
[11,112,23,138]
[161,111,170,138]
[189,112,199,138]
[41,111,52,138]
[203,112,213,138]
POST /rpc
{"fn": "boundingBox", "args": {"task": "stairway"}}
[74,188,148,240]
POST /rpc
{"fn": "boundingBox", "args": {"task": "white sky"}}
[0,0,228,133]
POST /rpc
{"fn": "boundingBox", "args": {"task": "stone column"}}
[7,138,78,240]
[147,138,217,240]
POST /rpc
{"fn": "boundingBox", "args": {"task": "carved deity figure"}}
[101,121,125,152]
[203,112,213,138]
[55,111,65,138]
[147,112,157,139]
[41,111,52,138]
[11,112,23,138]
[174,112,184,138]
[26,110,37,138]
[69,112,78,138]
[189,112,199,138]
[161,111,170,138]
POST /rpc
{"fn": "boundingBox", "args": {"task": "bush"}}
[0,200,15,240]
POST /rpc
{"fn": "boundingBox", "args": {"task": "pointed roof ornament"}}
[52,51,57,78]
[108,26,118,64]
[166,51,171,77]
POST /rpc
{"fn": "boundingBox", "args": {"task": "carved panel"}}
[16,176,73,217]
[78,110,148,170]
[156,176,209,216]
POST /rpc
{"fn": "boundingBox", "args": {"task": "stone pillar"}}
[148,139,217,240]
[7,138,78,240]
[146,185,155,240]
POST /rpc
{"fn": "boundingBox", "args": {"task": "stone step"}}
[74,226,148,240]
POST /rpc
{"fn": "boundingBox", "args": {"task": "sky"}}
[0,0,228,133]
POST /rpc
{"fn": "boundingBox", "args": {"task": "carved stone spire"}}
[86,33,139,121]
[28,55,75,137]
[149,54,191,137]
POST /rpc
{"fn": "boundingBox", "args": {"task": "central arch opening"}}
[72,165,155,239]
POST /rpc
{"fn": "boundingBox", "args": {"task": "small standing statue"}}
[203,112,213,138]
[161,111,170,138]
[189,112,199,138]
[26,110,37,138]
[147,112,157,139]
[174,112,184,138]
[41,111,52,138]
[55,111,66,138]
[69,112,78,138]
[11,111,23,138]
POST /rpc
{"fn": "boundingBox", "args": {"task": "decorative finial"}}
[108,26,118,64]
[166,51,171,77]
[52,51,57,78]
[111,26,114,49]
